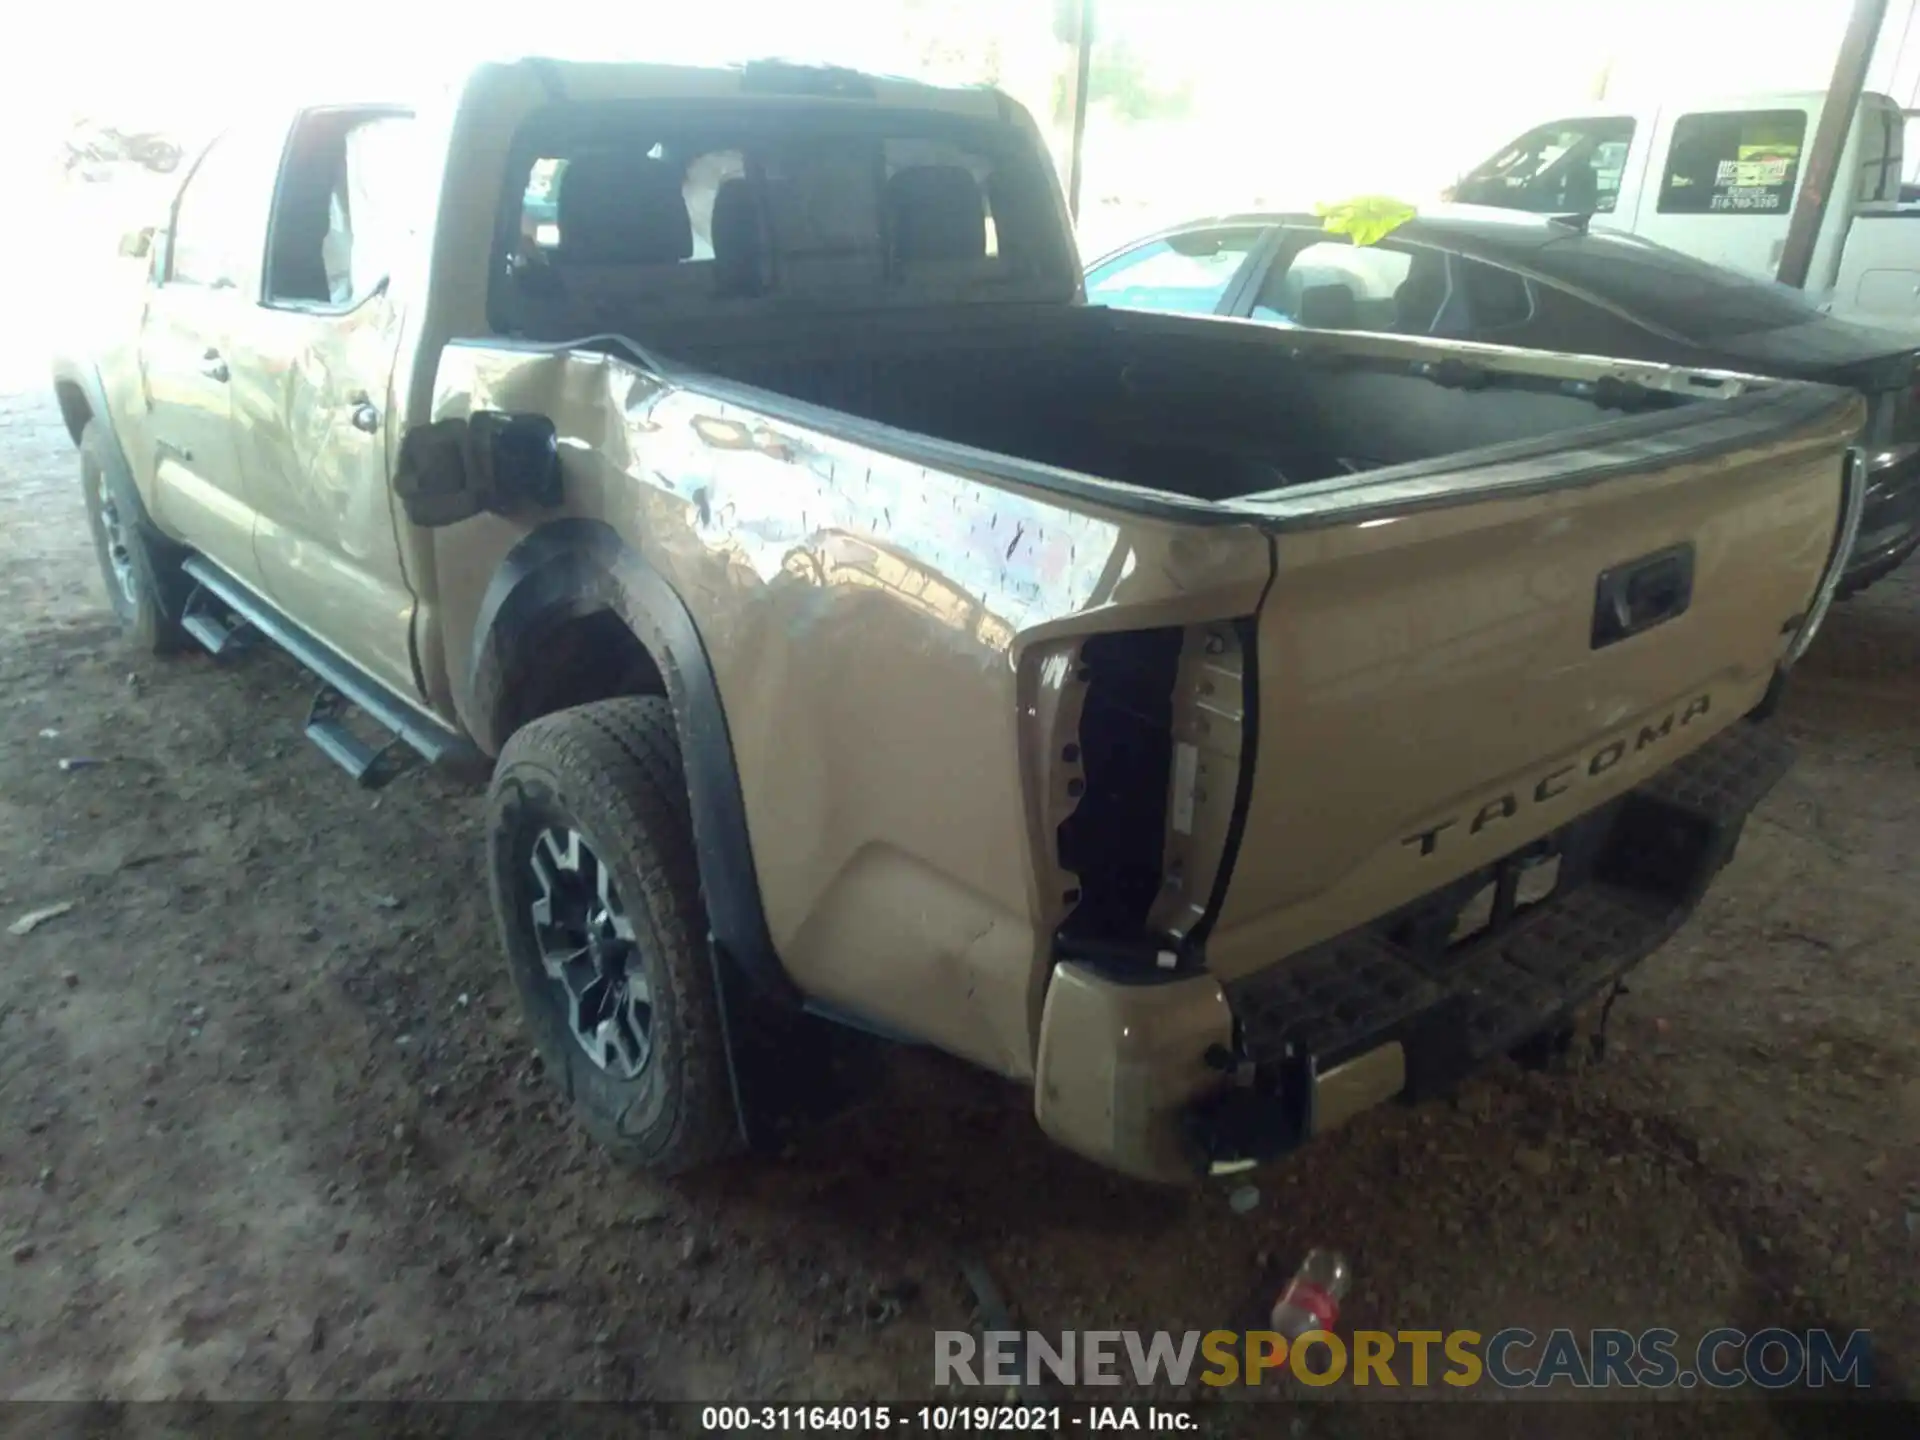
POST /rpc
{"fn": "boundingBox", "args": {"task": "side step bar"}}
[181,557,468,788]
[303,687,410,788]
[180,583,254,657]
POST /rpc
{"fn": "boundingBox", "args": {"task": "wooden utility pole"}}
[1777,0,1889,287]
[1058,0,1095,223]
[1589,57,1613,102]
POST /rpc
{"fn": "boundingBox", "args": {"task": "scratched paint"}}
[441,344,1127,656]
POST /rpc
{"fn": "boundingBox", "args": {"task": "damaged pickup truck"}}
[53,58,1865,1183]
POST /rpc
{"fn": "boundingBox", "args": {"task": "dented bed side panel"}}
[424,342,1272,1078]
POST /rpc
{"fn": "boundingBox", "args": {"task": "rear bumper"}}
[1842,445,1920,592]
[1032,714,1793,1183]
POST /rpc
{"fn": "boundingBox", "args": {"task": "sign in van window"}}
[1657,109,1807,214]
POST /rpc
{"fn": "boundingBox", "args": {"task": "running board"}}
[180,584,254,657]
[181,557,468,788]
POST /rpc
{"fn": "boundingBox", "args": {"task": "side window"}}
[264,111,416,309]
[1657,110,1807,215]
[1858,107,1903,207]
[1458,258,1534,333]
[1453,118,1636,214]
[1251,239,1415,331]
[168,135,271,289]
[1084,229,1264,315]
[1589,139,1633,213]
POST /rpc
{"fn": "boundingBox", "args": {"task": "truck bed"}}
[539,307,1859,993]
[644,302,1705,503]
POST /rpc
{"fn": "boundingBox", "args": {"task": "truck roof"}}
[237,56,1010,125]
[1526,89,1902,119]
[490,55,1004,111]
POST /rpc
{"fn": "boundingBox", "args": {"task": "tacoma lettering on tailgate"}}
[1400,694,1714,857]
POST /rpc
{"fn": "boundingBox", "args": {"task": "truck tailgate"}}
[1204,387,1862,982]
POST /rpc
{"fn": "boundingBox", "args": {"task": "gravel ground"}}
[1,338,1916,1432]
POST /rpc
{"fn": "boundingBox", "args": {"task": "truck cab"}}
[1452,89,1920,325]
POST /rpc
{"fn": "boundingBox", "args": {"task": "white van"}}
[1450,90,1920,325]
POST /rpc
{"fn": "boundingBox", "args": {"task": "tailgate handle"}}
[1592,542,1694,649]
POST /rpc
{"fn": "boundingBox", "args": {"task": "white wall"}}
[1601,0,1920,102]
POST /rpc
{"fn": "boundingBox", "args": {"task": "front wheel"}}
[80,421,190,654]
[485,696,741,1174]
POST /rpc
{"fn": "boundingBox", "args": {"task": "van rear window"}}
[1656,109,1807,216]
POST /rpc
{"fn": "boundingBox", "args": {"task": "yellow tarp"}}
[1315,196,1418,246]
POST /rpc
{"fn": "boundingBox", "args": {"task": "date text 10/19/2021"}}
[701,1407,1192,1431]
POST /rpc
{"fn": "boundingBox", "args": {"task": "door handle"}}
[350,397,381,433]
[200,347,229,383]
[1591,543,1695,649]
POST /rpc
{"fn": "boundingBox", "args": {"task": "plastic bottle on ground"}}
[1269,1247,1351,1340]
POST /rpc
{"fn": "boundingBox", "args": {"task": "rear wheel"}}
[485,696,741,1174]
[80,421,190,654]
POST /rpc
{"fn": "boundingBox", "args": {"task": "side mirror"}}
[119,226,154,259]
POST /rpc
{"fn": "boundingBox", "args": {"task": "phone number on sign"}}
[701,1406,1065,1432]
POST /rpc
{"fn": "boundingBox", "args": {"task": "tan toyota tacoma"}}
[52,58,1865,1183]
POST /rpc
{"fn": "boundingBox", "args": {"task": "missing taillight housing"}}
[1049,621,1255,973]
[1055,628,1184,948]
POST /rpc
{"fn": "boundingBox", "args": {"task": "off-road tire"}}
[486,696,741,1174]
[80,420,191,654]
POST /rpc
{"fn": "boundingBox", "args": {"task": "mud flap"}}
[704,935,890,1154]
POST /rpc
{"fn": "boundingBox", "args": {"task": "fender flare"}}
[51,360,173,546]
[466,518,797,1005]
[50,360,124,460]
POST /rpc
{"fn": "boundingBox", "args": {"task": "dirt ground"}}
[1,347,1917,1430]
